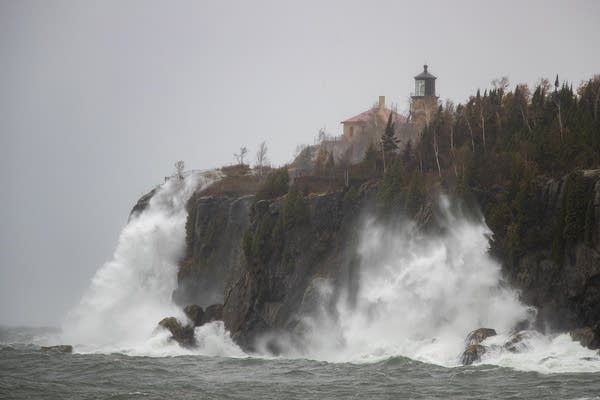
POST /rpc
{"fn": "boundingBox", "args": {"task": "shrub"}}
[281,183,309,229]
[255,167,289,201]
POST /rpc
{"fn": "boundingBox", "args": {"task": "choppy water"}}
[1,327,600,400]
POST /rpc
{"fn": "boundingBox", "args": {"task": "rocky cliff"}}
[174,182,376,351]
[499,171,600,333]
[143,169,600,351]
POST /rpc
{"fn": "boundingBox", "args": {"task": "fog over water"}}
[1,0,599,326]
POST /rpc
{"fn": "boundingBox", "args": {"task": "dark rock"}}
[184,304,205,327]
[570,326,600,350]
[222,187,376,351]
[461,344,486,365]
[172,169,600,353]
[465,328,497,345]
[501,173,600,333]
[40,345,72,353]
[158,317,196,347]
[503,330,534,353]
[129,188,156,219]
[204,304,223,323]
[173,195,254,308]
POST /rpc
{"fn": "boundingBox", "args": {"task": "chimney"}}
[379,95,385,109]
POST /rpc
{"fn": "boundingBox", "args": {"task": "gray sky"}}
[1,0,599,327]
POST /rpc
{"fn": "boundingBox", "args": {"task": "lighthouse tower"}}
[410,64,439,129]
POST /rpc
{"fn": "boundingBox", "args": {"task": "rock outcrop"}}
[503,330,534,353]
[174,195,254,308]
[172,181,375,351]
[183,304,205,327]
[129,188,156,219]
[500,171,600,334]
[465,328,497,345]
[149,168,600,352]
[570,326,600,350]
[204,304,223,323]
[158,317,195,347]
[460,328,497,365]
[40,345,73,353]
[461,344,486,366]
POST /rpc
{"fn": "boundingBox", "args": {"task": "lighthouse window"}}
[415,80,425,96]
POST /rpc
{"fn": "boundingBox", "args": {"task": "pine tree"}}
[381,113,399,153]
[363,142,378,174]
[381,113,398,173]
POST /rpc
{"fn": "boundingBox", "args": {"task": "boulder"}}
[465,328,497,345]
[204,304,224,323]
[503,330,533,353]
[461,344,486,365]
[40,345,73,353]
[158,317,196,347]
[184,304,205,327]
[570,326,600,350]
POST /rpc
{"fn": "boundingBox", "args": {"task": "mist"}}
[1,0,599,327]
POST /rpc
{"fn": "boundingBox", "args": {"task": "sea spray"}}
[273,198,600,372]
[61,170,243,356]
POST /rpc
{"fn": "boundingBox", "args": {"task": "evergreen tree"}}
[381,113,398,153]
[381,113,398,172]
[363,142,378,174]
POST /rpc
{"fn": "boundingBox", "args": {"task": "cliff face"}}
[500,171,600,332]
[176,184,374,350]
[224,188,376,350]
[169,170,600,350]
[173,194,254,308]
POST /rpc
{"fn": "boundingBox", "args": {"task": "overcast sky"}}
[1,0,599,327]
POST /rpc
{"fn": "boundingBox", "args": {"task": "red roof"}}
[341,108,407,125]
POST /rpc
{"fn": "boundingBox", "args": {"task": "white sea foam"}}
[60,170,245,358]
[283,197,600,373]
[480,332,600,373]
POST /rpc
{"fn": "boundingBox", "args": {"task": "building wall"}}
[410,96,439,131]
[342,123,366,141]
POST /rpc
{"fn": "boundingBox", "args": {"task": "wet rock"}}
[40,345,73,353]
[184,304,205,327]
[158,317,196,347]
[129,188,156,219]
[204,304,223,323]
[570,326,600,350]
[465,328,497,345]
[503,330,533,353]
[461,344,486,365]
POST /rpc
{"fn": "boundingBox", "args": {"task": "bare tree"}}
[516,84,533,134]
[463,108,475,153]
[174,160,185,180]
[554,75,565,143]
[234,146,249,165]
[492,76,510,91]
[255,141,269,176]
[337,146,352,187]
[432,128,442,178]
[480,105,487,152]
